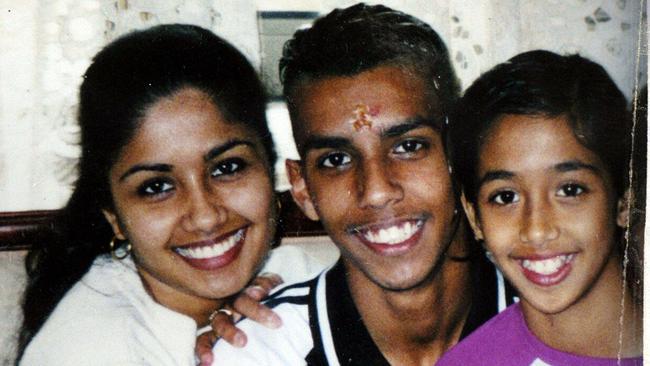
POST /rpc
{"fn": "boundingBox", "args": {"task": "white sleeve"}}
[212,302,312,366]
[261,242,337,284]
[20,259,197,366]
[19,311,137,366]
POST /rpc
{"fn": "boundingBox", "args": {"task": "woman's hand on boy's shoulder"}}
[195,273,284,366]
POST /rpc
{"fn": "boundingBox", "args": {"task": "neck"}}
[522,255,642,358]
[345,236,473,365]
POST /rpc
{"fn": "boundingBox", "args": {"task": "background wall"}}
[0,0,645,211]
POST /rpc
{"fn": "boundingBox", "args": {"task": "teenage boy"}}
[213,4,513,365]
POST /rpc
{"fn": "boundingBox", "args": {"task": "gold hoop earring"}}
[110,237,132,260]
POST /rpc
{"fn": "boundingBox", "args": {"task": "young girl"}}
[17,24,325,365]
[438,50,642,365]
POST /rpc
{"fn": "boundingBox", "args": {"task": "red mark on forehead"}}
[350,103,379,131]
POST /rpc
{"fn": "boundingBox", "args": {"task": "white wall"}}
[0,0,645,210]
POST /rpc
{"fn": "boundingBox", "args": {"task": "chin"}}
[520,289,576,315]
[201,267,251,295]
[372,268,435,292]
[201,281,244,300]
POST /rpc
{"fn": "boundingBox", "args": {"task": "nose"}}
[181,180,227,234]
[358,159,404,209]
[519,198,559,246]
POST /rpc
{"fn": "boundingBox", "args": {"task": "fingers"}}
[232,272,283,329]
[197,272,284,358]
[232,289,282,329]
[246,272,283,300]
[195,331,217,366]
[211,309,248,348]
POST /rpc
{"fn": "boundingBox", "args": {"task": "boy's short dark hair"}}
[280,2,459,141]
[449,50,632,202]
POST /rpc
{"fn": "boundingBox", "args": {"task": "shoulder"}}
[21,257,196,366]
[21,260,139,364]
[263,241,339,284]
[212,272,324,365]
[212,304,313,365]
[34,257,138,334]
[437,304,526,365]
[20,301,134,365]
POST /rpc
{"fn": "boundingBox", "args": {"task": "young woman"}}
[17,24,325,365]
[438,50,642,365]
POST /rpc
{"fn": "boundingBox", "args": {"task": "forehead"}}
[121,88,254,160]
[480,114,604,173]
[291,66,439,141]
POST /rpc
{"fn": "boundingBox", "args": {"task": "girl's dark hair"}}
[17,24,275,361]
[449,50,631,203]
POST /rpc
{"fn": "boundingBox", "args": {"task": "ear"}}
[102,208,127,240]
[460,193,484,241]
[616,188,631,228]
[285,159,319,221]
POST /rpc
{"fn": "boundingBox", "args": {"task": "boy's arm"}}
[195,273,283,366]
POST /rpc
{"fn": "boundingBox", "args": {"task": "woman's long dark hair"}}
[16,24,276,362]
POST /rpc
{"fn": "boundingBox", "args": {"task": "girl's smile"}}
[446,50,641,360]
[515,252,576,287]
[464,114,626,315]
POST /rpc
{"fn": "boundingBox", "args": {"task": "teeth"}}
[176,229,244,259]
[521,254,574,275]
[361,220,422,245]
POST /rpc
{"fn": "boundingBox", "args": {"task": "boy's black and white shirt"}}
[213,255,516,365]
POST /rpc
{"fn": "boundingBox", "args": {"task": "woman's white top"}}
[20,244,333,366]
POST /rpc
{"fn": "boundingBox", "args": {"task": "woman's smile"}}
[104,87,274,313]
[174,226,248,270]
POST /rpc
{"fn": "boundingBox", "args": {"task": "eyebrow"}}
[300,117,437,155]
[203,139,256,162]
[380,117,437,138]
[301,136,351,154]
[478,170,515,186]
[477,160,601,187]
[554,160,600,174]
[118,139,254,182]
[119,163,173,182]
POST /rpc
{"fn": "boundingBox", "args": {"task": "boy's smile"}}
[350,216,426,254]
[287,65,459,291]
